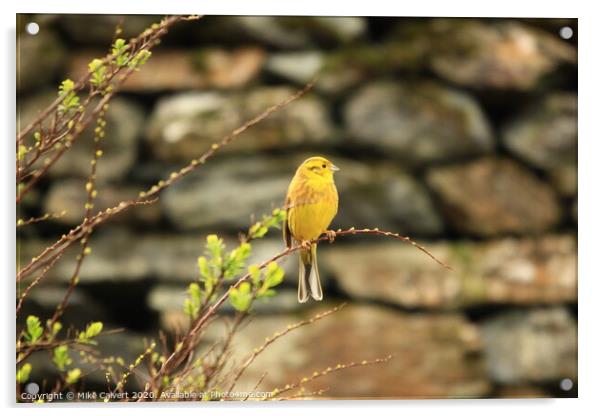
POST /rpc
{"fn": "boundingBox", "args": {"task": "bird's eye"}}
[322,164,326,168]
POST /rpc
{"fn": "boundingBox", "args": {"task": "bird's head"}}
[298,156,339,181]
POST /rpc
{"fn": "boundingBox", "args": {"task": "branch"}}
[262,354,393,400]
[152,227,448,395]
[16,80,316,284]
[17,211,67,227]
[16,15,197,144]
[16,16,192,203]
[226,303,347,394]
[17,198,158,283]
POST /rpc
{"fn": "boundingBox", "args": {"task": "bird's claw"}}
[300,240,312,250]
[325,229,336,243]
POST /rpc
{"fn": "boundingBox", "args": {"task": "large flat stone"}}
[321,235,576,308]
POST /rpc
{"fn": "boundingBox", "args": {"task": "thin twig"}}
[148,227,445,401]
[262,354,393,400]
[226,303,346,393]
[16,328,124,363]
[16,80,315,284]
[17,198,158,283]
[241,371,268,401]
[17,211,67,227]
[49,98,107,327]
[16,15,195,144]
[16,250,65,314]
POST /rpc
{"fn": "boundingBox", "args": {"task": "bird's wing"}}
[283,195,293,248]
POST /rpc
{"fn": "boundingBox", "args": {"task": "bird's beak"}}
[330,164,340,172]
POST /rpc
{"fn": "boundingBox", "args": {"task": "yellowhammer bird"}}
[283,156,339,303]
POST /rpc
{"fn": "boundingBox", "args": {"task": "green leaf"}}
[273,208,286,223]
[128,49,152,69]
[46,320,62,340]
[85,322,103,338]
[203,276,214,296]
[206,234,224,259]
[189,282,202,301]
[112,38,126,53]
[224,242,252,279]
[229,282,252,312]
[250,223,268,239]
[249,209,286,239]
[78,321,103,344]
[88,58,103,72]
[88,59,107,86]
[17,363,32,383]
[197,256,210,279]
[25,316,43,343]
[66,368,81,384]
[58,79,75,95]
[52,345,72,371]
[204,234,225,278]
[249,264,261,286]
[264,262,284,289]
[17,145,29,161]
[112,38,130,66]
[51,321,62,336]
[58,79,80,113]
[184,283,202,319]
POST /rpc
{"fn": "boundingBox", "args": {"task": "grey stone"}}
[161,157,292,231]
[17,29,65,92]
[202,16,366,49]
[19,231,295,285]
[55,98,144,182]
[160,154,442,235]
[481,307,577,383]
[19,94,145,182]
[19,286,107,330]
[68,48,265,92]
[314,42,427,95]
[308,17,367,44]
[43,179,162,225]
[426,158,561,236]
[502,93,577,196]
[145,88,335,162]
[322,235,576,308]
[228,16,311,49]
[397,19,578,90]
[17,90,56,132]
[344,81,494,165]
[57,15,158,45]
[334,165,444,236]
[265,52,325,84]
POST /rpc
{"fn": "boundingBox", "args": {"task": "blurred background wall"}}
[17,15,577,399]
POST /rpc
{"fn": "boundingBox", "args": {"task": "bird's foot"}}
[300,240,312,250]
[325,229,337,243]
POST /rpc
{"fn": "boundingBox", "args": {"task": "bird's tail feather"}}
[298,244,322,303]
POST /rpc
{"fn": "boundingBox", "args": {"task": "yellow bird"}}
[283,156,339,303]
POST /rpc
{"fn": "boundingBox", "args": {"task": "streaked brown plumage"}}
[283,156,339,303]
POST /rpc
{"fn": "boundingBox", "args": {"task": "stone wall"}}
[17,15,577,399]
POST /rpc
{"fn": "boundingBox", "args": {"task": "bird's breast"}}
[287,179,338,241]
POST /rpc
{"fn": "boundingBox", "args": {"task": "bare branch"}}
[226,303,347,393]
[261,354,393,400]
[16,80,316,284]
